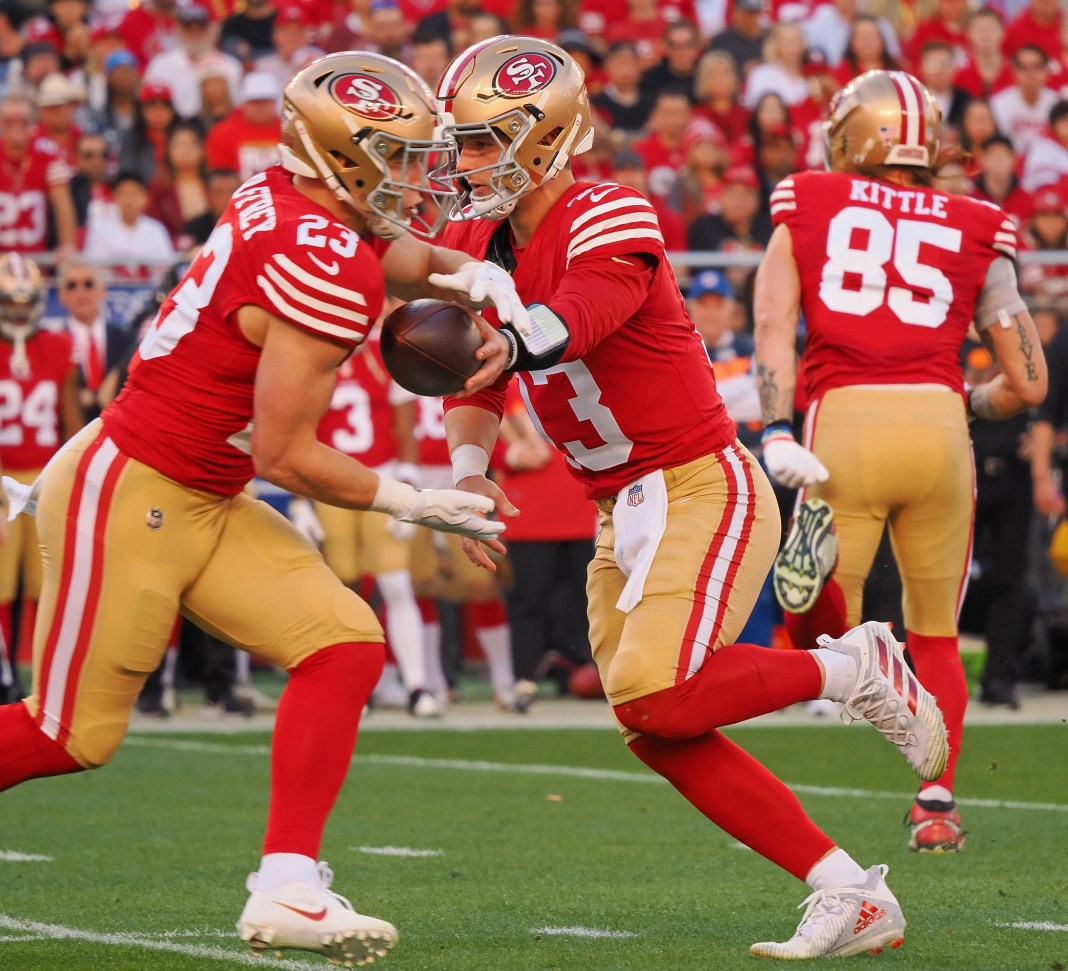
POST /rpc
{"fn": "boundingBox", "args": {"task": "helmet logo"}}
[493,53,556,96]
[331,73,403,120]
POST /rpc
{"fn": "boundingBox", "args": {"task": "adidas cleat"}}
[237,861,397,967]
[774,498,838,613]
[750,864,905,960]
[907,798,966,854]
[819,621,949,782]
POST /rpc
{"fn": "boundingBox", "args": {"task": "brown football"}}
[380,299,483,396]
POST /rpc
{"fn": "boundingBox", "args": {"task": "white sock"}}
[805,848,869,892]
[475,623,515,697]
[255,853,319,891]
[422,620,447,697]
[235,648,251,685]
[377,570,427,691]
[813,648,858,702]
[917,784,953,805]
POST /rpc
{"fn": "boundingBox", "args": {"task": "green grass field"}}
[0,722,1065,971]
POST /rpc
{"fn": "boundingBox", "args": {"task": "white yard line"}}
[354,846,443,858]
[0,915,321,969]
[123,737,1068,813]
[0,851,53,862]
[531,926,637,939]
[994,921,1068,932]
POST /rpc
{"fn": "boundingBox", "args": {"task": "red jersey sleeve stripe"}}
[271,254,368,306]
[261,261,370,326]
[568,212,660,258]
[257,274,370,341]
[569,196,655,233]
[567,227,664,263]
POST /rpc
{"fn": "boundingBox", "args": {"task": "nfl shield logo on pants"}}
[627,484,644,507]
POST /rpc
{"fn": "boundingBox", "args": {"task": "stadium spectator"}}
[414,0,481,52]
[68,130,111,240]
[255,5,320,91]
[639,18,704,103]
[754,123,799,200]
[0,93,77,261]
[0,3,25,98]
[197,64,235,129]
[906,0,970,68]
[610,147,687,252]
[707,0,766,78]
[954,7,1013,100]
[959,96,998,153]
[510,0,580,40]
[591,40,653,137]
[1020,182,1068,311]
[468,12,510,44]
[410,33,451,88]
[15,41,63,103]
[745,90,793,159]
[693,49,749,144]
[55,257,135,421]
[557,28,604,93]
[833,15,899,87]
[182,165,239,245]
[744,22,809,108]
[220,0,278,64]
[1005,0,1063,67]
[82,169,174,280]
[676,126,729,225]
[803,0,899,68]
[990,45,1058,154]
[117,82,175,183]
[90,47,141,137]
[144,3,242,120]
[1031,308,1068,519]
[204,70,281,182]
[32,72,82,168]
[326,1,405,60]
[147,120,209,246]
[971,133,1034,228]
[603,0,668,68]
[1022,100,1068,192]
[116,0,178,68]
[632,88,692,204]
[918,40,970,135]
[49,0,91,71]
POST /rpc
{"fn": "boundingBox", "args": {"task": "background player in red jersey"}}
[433,36,949,960]
[0,253,81,704]
[754,70,1048,855]
[0,51,532,968]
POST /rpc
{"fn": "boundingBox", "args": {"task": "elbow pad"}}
[500,303,570,372]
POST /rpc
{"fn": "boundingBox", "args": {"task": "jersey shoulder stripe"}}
[257,252,370,343]
[564,186,663,265]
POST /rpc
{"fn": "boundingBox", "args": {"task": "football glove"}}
[288,497,324,544]
[371,477,504,541]
[427,261,532,336]
[762,429,829,489]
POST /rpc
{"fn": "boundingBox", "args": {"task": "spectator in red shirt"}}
[632,88,693,202]
[148,120,209,245]
[1005,0,1062,67]
[604,0,667,69]
[610,147,687,252]
[834,14,899,87]
[906,0,970,69]
[255,6,322,92]
[676,126,729,225]
[971,133,1033,229]
[117,82,176,183]
[117,0,178,67]
[32,72,82,169]
[510,0,579,40]
[204,70,281,182]
[954,7,1013,99]
[693,49,750,145]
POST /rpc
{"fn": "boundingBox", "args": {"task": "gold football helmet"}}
[280,52,455,239]
[825,70,941,175]
[436,35,595,219]
[0,252,45,343]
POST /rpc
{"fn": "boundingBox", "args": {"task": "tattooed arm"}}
[970,311,1048,420]
[753,224,802,425]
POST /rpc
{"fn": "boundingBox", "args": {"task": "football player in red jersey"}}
[0,52,533,967]
[0,253,81,704]
[434,37,949,960]
[754,70,1047,856]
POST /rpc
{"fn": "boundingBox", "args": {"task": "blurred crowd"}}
[2,0,1068,712]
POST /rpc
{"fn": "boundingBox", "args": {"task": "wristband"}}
[501,303,570,372]
[451,444,490,485]
[761,420,794,445]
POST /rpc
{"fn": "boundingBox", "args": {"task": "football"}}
[380,299,484,396]
[568,662,605,700]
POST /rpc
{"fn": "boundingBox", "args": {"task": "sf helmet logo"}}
[331,73,402,120]
[493,53,556,97]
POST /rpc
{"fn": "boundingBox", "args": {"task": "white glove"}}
[427,261,532,336]
[288,497,325,544]
[2,475,38,520]
[371,477,505,541]
[762,431,829,489]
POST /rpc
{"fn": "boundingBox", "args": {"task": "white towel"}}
[612,470,668,613]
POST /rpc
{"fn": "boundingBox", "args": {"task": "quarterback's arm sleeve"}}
[973,256,1028,332]
[545,252,658,361]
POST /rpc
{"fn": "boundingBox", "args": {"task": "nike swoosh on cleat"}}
[274,902,328,921]
[309,254,340,276]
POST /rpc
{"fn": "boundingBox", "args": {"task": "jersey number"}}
[819,207,963,328]
[0,380,59,448]
[330,383,373,455]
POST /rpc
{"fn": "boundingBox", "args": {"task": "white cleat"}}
[820,622,948,781]
[237,862,397,967]
[750,864,905,960]
[409,689,443,719]
[774,498,838,613]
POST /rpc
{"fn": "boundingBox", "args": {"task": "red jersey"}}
[1004,9,1063,65]
[316,336,404,469]
[442,182,735,500]
[415,395,450,468]
[0,140,69,254]
[772,170,1016,400]
[0,330,75,471]
[104,166,388,495]
[953,60,1014,99]
[204,112,282,183]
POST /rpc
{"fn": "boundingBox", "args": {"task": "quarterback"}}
[434,37,949,959]
[754,71,1047,853]
[0,52,531,967]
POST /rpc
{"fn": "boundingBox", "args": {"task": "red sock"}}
[631,731,834,879]
[17,599,38,665]
[417,598,438,624]
[467,599,507,627]
[784,578,848,651]
[0,603,12,663]
[614,644,822,739]
[264,642,384,857]
[0,701,83,792]
[907,632,966,794]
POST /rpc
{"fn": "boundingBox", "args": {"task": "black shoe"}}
[0,681,25,705]
[203,691,255,718]
[136,695,171,718]
[979,679,1021,710]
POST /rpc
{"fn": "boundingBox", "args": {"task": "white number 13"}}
[819,206,962,329]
